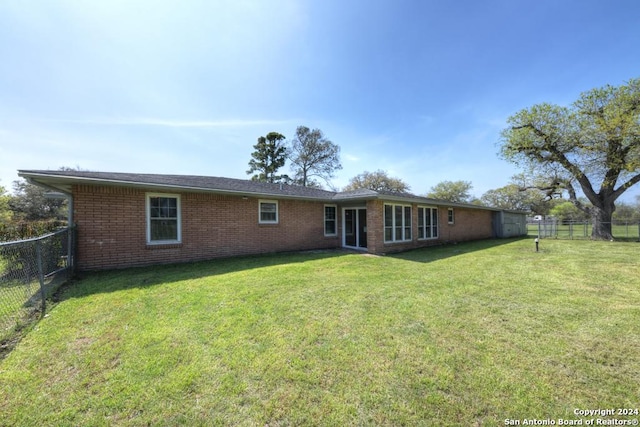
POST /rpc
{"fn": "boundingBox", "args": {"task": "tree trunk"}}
[590,201,615,240]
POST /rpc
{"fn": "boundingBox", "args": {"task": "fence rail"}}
[527,220,640,240]
[0,227,75,343]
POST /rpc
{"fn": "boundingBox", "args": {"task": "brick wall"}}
[368,202,495,255]
[72,184,498,269]
[365,200,384,254]
[73,185,340,270]
[439,207,494,243]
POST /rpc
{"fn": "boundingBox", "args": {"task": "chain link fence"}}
[527,220,640,240]
[0,227,75,343]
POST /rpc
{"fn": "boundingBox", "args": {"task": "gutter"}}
[18,171,335,202]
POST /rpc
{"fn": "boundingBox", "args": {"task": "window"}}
[259,200,278,224]
[147,194,181,244]
[384,204,412,242]
[384,205,393,242]
[418,206,438,239]
[324,205,337,236]
[448,208,455,224]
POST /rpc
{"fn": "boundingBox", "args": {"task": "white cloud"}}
[40,117,292,129]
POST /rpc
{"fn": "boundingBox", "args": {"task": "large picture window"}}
[384,204,412,242]
[418,206,438,239]
[324,205,337,236]
[259,200,279,224]
[147,194,181,244]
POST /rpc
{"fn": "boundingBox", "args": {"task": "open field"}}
[1,238,639,426]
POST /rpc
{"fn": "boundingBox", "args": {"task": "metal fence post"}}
[35,238,46,313]
[69,226,76,272]
[67,227,73,270]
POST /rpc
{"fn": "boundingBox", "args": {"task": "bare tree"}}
[289,126,341,187]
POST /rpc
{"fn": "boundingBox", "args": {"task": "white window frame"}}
[384,203,412,243]
[146,193,182,245]
[448,208,455,224]
[418,206,439,240]
[324,204,337,236]
[259,199,279,224]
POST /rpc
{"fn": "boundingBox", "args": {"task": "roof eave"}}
[17,171,333,202]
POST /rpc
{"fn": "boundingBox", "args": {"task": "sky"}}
[1,0,639,201]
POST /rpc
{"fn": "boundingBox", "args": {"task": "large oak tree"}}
[426,180,473,203]
[500,78,640,240]
[343,170,410,193]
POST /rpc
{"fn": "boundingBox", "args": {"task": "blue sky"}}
[1,0,639,201]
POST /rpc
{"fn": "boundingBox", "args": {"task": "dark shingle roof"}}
[17,169,507,211]
[18,170,338,200]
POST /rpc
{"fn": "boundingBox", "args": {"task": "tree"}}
[343,170,410,193]
[247,132,288,183]
[480,174,557,214]
[0,182,11,221]
[550,201,590,223]
[612,200,640,221]
[9,179,67,221]
[500,78,640,240]
[426,180,473,203]
[481,184,534,211]
[288,126,342,187]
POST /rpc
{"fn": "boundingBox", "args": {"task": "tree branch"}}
[612,172,640,201]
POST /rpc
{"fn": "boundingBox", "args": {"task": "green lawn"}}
[528,222,640,240]
[1,238,639,426]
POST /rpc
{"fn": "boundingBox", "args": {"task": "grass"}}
[0,279,37,338]
[527,222,640,240]
[0,264,40,343]
[0,238,639,426]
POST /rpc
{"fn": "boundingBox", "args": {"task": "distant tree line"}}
[244,125,640,222]
[7,77,640,244]
[0,178,69,241]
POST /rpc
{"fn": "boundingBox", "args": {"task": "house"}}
[18,170,527,270]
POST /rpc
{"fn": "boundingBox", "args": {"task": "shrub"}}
[0,220,68,242]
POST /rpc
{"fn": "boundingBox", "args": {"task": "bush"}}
[0,220,68,242]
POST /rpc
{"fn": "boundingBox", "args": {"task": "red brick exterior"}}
[438,207,494,243]
[365,202,495,255]
[73,185,340,270]
[72,184,497,270]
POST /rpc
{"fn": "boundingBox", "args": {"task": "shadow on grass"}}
[1,269,73,360]
[54,238,530,303]
[387,236,529,263]
[53,249,351,302]
[3,239,528,360]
